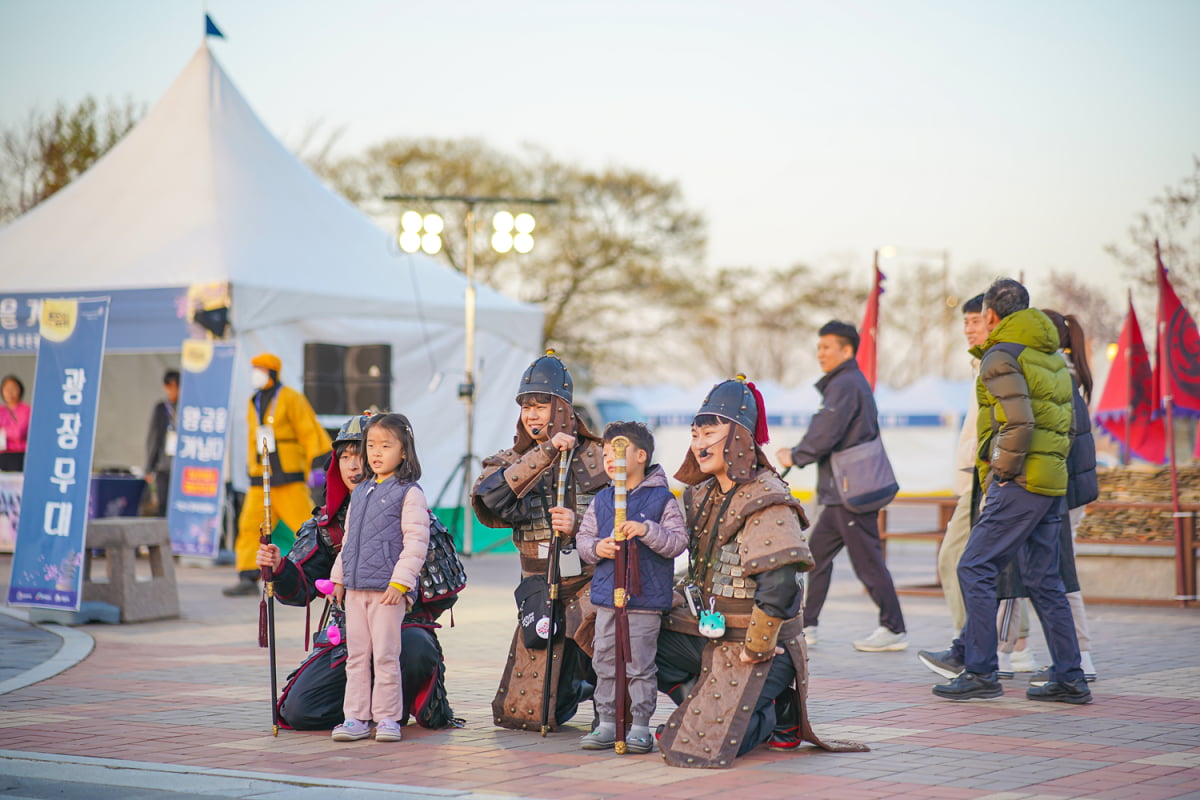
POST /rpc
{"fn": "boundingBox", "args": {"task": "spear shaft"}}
[610,436,632,754]
[257,439,280,736]
[540,447,572,736]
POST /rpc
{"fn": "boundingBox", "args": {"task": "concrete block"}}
[81,518,180,623]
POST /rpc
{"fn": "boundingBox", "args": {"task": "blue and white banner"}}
[167,340,235,558]
[7,298,110,611]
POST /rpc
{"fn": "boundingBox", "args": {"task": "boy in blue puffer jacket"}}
[574,422,688,754]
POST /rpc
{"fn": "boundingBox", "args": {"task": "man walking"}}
[919,279,1090,704]
[936,294,987,636]
[776,320,907,652]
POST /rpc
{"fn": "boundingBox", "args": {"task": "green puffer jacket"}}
[970,308,1074,497]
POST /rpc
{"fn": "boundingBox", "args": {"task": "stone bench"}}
[82,518,180,623]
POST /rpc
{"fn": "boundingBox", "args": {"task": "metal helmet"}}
[695,375,757,436]
[334,412,372,446]
[516,349,573,404]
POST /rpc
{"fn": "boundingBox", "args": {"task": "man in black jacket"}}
[777,321,907,652]
[144,369,180,516]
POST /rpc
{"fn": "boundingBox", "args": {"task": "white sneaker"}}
[997,650,1014,679]
[1010,647,1038,673]
[1080,651,1097,681]
[853,627,908,652]
[803,626,818,646]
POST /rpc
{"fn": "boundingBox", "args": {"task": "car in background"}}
[574,392,648,433]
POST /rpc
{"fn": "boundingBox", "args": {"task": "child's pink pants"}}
[342,588,405,722]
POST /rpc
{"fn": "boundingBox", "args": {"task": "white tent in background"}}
[0,43,543,501]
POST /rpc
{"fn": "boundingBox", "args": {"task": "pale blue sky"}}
[2,0,1198,299]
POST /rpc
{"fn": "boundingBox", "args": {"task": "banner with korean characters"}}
[166,339,235,558]
[7,297,110,611]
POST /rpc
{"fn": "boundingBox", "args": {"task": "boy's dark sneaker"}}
[932,671,1003,700]
[1026,680,1093,705]
[918,648,964,679]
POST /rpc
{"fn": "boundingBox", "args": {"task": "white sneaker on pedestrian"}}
[1010,647,1038,673]
[853,627,908,652]
[803,626,818,646]
[997,650,1014,679]
[1080,651,1097,681]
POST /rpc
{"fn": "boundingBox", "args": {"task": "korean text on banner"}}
[7,297,110,611]
[167,340,236,558]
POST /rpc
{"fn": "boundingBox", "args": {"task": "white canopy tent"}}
[0,43,543,500]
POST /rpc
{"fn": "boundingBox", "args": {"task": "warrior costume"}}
[656,377,868,768]
[269,415,464,730]
[472,352,609,730]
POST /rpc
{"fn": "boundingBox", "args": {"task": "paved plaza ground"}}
[1,542,1199,800]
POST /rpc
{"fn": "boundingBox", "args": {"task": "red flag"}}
[856,261,884,389]
[1153,242,1200,415]
[1095,297,1166,463]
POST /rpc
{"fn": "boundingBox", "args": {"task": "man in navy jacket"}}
[777,320,907,653]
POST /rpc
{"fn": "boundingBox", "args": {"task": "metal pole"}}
[462,204,477,556]
[942,250,951,379]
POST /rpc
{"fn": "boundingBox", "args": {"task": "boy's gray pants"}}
[592,606,662,726]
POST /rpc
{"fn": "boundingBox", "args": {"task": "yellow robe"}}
[235,385,331,571]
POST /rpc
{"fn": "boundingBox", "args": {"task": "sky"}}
[2,0,1198,304]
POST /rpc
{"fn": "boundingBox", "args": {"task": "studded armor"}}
[659,467,865,767]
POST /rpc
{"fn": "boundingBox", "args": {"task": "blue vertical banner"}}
[167,340,235,558]
[7,298,110,611]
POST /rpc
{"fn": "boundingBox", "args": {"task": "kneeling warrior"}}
[473,351,608,730]
[258,414,464,730]
[656,376,867,767]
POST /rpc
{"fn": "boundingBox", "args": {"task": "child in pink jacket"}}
[330,414,430,743]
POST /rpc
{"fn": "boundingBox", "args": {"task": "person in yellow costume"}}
[224,353,332,597]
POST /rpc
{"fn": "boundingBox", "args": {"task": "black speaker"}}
[346,344,392,381]
[304,343,346,381]
[304,377,346,415]
[347,380,390,413]
[302,342,392,415]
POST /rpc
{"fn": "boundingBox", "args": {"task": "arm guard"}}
[276,517,336,606]
[502,441,558,498]
[744,604,785,661]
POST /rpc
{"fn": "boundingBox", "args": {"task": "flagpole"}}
[1156,240,1189,606]
[1124,290,1132,465]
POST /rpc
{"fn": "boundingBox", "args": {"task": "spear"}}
[540,447,572,736]
[257,439,280,736]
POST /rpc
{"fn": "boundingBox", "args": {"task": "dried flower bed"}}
[1076,465,1200,543]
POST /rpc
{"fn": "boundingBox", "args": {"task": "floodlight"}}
[401,211,424,233]
[492,232,513,253]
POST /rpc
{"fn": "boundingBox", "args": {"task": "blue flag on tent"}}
[205,13,225,39]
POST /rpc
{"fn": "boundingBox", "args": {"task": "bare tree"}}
[0,96,142,223]
[681,264,864,385]
[1106,157,1200,308]
[313,138,705,385]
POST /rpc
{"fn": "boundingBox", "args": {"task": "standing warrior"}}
[473,351,609,730]
[657,376,867,768]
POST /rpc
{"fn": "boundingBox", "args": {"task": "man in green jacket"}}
[919,279,1090,704]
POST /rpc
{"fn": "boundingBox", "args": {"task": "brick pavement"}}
[1,547,1199,800]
